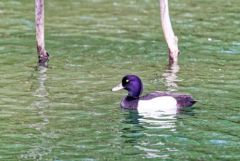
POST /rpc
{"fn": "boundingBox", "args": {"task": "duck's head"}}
[112,75,143,98]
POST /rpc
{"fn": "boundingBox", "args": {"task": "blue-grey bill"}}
[112,83,124,91]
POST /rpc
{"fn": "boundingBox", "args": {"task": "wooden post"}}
[35,0,49,67]
[160,0,179,64]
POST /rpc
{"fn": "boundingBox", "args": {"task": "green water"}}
[0,0,240,160]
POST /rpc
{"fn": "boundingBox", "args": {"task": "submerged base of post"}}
[37,46,49,67]
[38,52,49,67]
[168,48,179,65]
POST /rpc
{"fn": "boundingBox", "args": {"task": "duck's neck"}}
[126,95,139,100]
[127,86,142,98]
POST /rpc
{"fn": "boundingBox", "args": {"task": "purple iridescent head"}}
[112,75,143,98]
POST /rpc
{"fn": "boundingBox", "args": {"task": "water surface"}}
[0,0,240,160]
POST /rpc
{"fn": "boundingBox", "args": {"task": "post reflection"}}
[162,62,180,92]
[21,66,52,160]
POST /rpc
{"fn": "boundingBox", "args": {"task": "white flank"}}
[138,96,178,116]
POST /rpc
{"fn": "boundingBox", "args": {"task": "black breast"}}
[121,96,139,110]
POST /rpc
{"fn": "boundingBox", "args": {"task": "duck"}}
[112,75,196,113]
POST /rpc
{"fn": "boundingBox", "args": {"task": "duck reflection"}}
[120,110,177,159]
[121,111,145,144]
[122,109,177,133]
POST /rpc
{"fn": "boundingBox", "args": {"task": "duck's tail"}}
[176,95,197,108]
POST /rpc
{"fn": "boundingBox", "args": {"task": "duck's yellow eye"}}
[126,79,129,83]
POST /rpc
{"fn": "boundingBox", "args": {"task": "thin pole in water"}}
[35,0,49,67]
[160,0,180,64]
